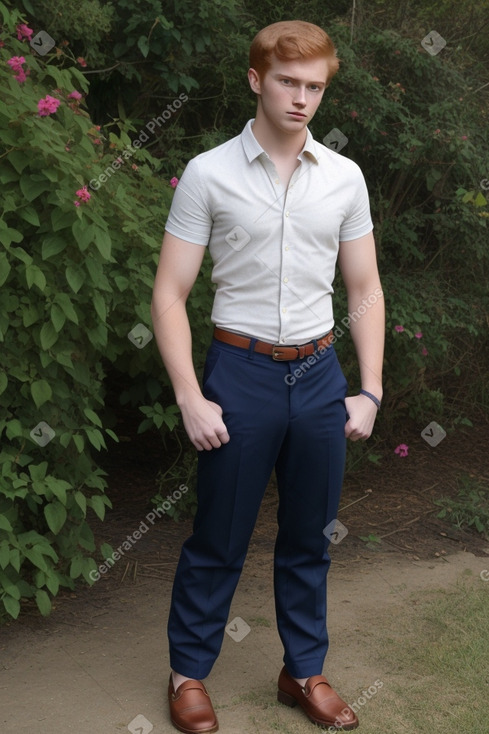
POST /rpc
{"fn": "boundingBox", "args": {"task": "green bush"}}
[0,4,180,620]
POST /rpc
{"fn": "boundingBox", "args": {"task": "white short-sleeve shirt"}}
[165,119,373,345]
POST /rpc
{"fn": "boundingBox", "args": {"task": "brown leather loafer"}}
[277,667,359,730]
[168,675,219,733]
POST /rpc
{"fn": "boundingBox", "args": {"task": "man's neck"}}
[251,116,307,162]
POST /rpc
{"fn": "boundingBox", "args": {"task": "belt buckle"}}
[272,344,298,361]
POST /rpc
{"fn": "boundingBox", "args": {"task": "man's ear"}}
[248,67,261,94]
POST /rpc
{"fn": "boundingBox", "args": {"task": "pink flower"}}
[74,201,80,207]
[414,332,423,339]
[92,138,102,145]
[421,347,428,356]
[77,57,87,67]
[16,24,33,41]
[75,186,91,202]
[394,444,409,457]
[170,177,179,188]
[461,135,467,141]
[132,164,138,171]
[395,325,404,332]
[350,110,358,119]
[37,95,60,116]
[68,90,82,100]
[7,56,26,72]
[14,70,27,83]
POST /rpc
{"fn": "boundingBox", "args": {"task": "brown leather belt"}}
[213,327,334,361]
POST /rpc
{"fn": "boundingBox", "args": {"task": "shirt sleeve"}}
[338,166,374,242]
[164,158,212,246]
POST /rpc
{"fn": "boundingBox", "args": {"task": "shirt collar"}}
[241,119,320,164]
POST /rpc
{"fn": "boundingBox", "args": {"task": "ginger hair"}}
[249,20,340,85]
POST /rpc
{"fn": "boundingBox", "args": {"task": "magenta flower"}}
[395,325,404,333]
[7,56,26,72]
[394,444,409,457]
[350,110,358,119]
[16,24,33,41]
[75,186,91,202]
[414,331,423,339]
[77,57,87,67]
[170,177,179,188]
[68,90,82,100]
[14,70,27,83]
[37,95,60,116]
[73,201,80,207]
[421,347,428,356]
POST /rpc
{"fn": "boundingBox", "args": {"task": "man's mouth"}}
[287,111,307,118]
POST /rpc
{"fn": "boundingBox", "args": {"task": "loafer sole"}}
[170,715,219,734]
[277,689,359,730]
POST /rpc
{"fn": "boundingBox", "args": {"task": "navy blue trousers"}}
[168,337,348,679]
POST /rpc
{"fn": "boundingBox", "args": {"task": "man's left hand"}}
[344,393,379,441]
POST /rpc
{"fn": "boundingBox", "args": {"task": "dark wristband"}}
[360,389,381,409]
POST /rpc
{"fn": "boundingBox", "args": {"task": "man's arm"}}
[337,231,385,441]
[151,232,230,451]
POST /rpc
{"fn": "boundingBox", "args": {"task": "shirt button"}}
[283,277,289,283]
[285,245,290,251]
[275,178,280,184]
[285,211,290,217]
[282,308,287,314]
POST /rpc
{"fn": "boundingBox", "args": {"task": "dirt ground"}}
[1,410,488,733]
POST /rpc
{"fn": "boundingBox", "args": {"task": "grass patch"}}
[370,573,489,733]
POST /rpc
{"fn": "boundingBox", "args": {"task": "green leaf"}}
[40,322,58,350]
[0,516,13,532]
[74,490,87,515]
[2,595,20,619]
[0,227,23,247]
[20,175,50,202]
[0,252,11,287]
[0,372,7,397]
[54,293,79,324]
[70,555,83,578]
[25,264,47,292]
[44,502,67,535]
[90,495,107,520]
[0,543,9,570]
[94,229,112,259]
[72,219,95,251]
[23,548,48,571]
[19,206,41,227]
[93,292,107,322]
[83,408,103,427]
[50,303,66,332]
[73,434,85,453]
[35,589,52,616]
[137,35,150,58]
[42,236,67,260]
[28,461,48,482]
[65,265,85,293]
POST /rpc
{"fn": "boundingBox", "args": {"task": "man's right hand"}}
[179,392,230,451]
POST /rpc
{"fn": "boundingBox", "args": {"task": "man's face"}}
[249,54,329,135]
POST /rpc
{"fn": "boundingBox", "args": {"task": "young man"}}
[151,19,384,734]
